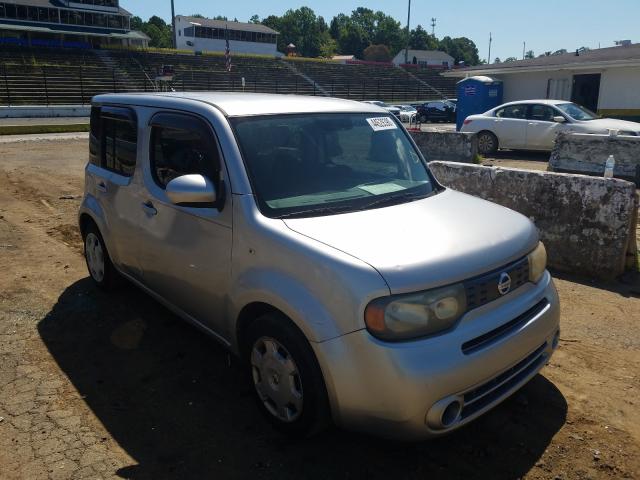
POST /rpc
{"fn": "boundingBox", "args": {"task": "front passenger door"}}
[526,104,568,150]
[136,112,233,339]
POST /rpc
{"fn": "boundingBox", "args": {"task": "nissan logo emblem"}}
[497,272,512,295]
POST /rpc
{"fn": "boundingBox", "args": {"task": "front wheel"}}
[245,313,330,436]
[477,131,499,154]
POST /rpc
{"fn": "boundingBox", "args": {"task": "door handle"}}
[142,200,157,216]
[96,181,107,193]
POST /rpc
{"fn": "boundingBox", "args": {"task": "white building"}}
[392,49,454,68]
[444,43,640,121]
[175,16,279,56]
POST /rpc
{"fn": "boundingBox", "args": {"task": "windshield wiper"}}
[359,190,434,211]
[277,204,357,219]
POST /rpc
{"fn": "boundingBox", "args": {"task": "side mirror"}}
[553,116,566,123]
[166,174,217,206]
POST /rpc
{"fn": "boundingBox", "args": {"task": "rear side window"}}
[88,105,138,177]
[149,113,220,189]
[495,105,527,119]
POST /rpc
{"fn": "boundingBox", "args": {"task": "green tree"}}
[130,15,143,30]
[249,14,260,24]
[504,56,518,62]
[439,36,480,65]
[494,57,502,63]
[525,50,535,59]
[363,44,391,62]
[263,7,330,57]
[409,25,438,50]
[191,14,205,19]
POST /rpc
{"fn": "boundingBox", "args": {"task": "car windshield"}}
[231,113,437,218]
[555,102,599,121]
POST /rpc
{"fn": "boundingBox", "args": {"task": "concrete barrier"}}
[0,105,90,118]
[429,161,639,280]
[410,131,478,163]
[549,132,640,185]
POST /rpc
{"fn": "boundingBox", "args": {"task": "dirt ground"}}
[0,137,639,480]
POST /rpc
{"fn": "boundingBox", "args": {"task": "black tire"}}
[477,131,499,155]
[244,313,331,437]
[83,222,118,290]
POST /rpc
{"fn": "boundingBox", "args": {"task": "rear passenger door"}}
[136,111,233,339]
[86,105,142,278]
[492,104,528,149]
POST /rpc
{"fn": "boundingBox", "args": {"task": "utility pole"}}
[404,0,411,64]
[171,0,176,49]
[431,18,437,36]
[488,32,492,64]
[522,41,526,59]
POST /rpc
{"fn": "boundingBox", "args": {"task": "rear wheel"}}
[245,313,330,436]
[477,131,498,154]
[83,223,118,290]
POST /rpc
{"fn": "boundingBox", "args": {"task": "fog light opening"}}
[552,330,560,350]
[441,400,462,427]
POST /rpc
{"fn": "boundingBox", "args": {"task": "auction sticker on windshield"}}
[366,117,397,131]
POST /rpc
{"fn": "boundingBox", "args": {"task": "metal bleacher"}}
[0,45,458,106]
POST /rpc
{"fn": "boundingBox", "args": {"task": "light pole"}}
[171,0,176,49]
[404,0,411,64]
[488,32,492,64]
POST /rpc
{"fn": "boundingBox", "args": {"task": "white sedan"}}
[393,105,418,123]
[461,100,640,154]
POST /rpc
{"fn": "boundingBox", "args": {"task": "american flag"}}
[225,24,231,72]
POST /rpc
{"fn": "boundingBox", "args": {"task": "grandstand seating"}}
[0,44,458,106]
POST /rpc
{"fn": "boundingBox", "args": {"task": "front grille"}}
[460,342,548,420]
[461,299,549,355]
[464,257,529,311]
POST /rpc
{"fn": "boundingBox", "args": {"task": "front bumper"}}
[312,271,560,440]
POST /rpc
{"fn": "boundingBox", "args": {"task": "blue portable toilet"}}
[456,76,503,131]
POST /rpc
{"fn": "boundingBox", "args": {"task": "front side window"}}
[103,117,137,176]
[495,105,527,119]
[150,115,220,189]
[231,113,437,218]
[528,104,556,122]
[89,106,137,177]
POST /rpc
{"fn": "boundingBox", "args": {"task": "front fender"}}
[228,268,345,349]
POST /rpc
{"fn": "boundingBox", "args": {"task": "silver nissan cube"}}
[79,92,560,440]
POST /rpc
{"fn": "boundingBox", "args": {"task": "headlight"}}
[528,242,547,283]
[365,284,467,341]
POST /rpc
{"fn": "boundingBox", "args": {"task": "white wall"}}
[493,71,573,102]
[599,66,640,110]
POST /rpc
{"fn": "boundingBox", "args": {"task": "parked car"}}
[461,99,640,154]
[393,104,418,123]
[80,93,559,440]
[362,100,401,118]
[417,100,457,123]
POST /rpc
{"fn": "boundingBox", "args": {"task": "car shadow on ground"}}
[38,278,567,480]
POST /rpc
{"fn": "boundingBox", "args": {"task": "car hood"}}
[583,118,640,133]
[283,189,538,294]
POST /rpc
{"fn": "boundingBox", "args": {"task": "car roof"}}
[93,92,387,117]
[493,99,571,109]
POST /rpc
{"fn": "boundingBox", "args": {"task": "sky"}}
[123,1,638,61]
